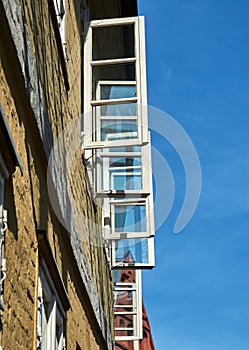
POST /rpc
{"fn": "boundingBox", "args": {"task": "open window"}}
[103,197,154,239]
[0,106,23,310]
[37,265,66,350]
[95,81,138,145]
[113,269,142,341]
[37,230,70,350]
[84,16,149,150]
[0,159,7,311]
[53,0,66,58]
[83,18,155,269]
[95,142,152,197]
[111,236,155,269]
[103,195,155,268]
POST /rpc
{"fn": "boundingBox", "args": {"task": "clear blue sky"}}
[139,1,249,349]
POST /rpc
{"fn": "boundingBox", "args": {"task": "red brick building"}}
[114,253,155,350]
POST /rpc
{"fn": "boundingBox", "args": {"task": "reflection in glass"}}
[115,238,148,264]
[104,156,142,191]
[100,103,136,117]
[101,121,137,141]
[101,85,136,100]
[114,204,146,232]
[106,146,141,153]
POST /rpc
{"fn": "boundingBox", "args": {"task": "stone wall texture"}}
[0,0,114,349]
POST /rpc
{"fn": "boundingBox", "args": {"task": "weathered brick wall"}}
[0,0,114,348]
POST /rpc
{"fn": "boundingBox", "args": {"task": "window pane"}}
[115,238,149,264]
[101,121,137,141]
[114,205,146,232]
[101,85,136,100]
[109,157,141,168]
[105,146,141,153]
[114,288,134,307]
[93,64,135,98]
[102,156,142,191]
[93,25,135,60]
[115,328,135,337]
[112,269,136,283]
[113,174,141,191]
[100,103,136,117]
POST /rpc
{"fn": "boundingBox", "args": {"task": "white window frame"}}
[37,261,66,350]
[0,155,8,311]
[83,17,155,269]
[53,0,67,59]
[111,236,155,269]
[114,270,143,341]
[100,137,155,240]
[95,80,139,145]
[100,140,155,268]
[103,197,154,240]
[84,16,149,151]
[95,142,152,198]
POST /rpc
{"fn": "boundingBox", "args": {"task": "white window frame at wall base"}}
[111,236,155,270]
[37,260,66,350]
[0,155,9,312]
[83,16,149,151]
[114,270,143,341]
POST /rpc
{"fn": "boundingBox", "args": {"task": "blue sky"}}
[139,0,249,349]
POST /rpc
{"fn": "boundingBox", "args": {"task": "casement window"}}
[95,143,152,197]
[111,236,155,269]
[37,265,66,350]
[0,162,5,205]
[84,16,149,150]
[103,197,154,239]
[37,230,70,350]
[99,143,155,268]
[83,18,155,269]
[0,105,23,311]
[53,0,66,58]
[113,270,142,341]
[0,159,7,311]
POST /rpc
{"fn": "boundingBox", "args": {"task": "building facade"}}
[0,0,155,349]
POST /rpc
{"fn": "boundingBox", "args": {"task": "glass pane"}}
[114,318,134,329]
[105,146,141,153]
[100,103,136,117]
[101,121,137,141]
[113,269,136,283]
[114,328,135,337]
[114,204,146,232]
[113,270,122,283]
[113,174,141,191]
[114,288,134,307]
[93,25,135,60]
[115,238,149,264]
[102,156,142,191]
[93,64,135,98]
[101,85,136,100]
[109,157,141,168]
